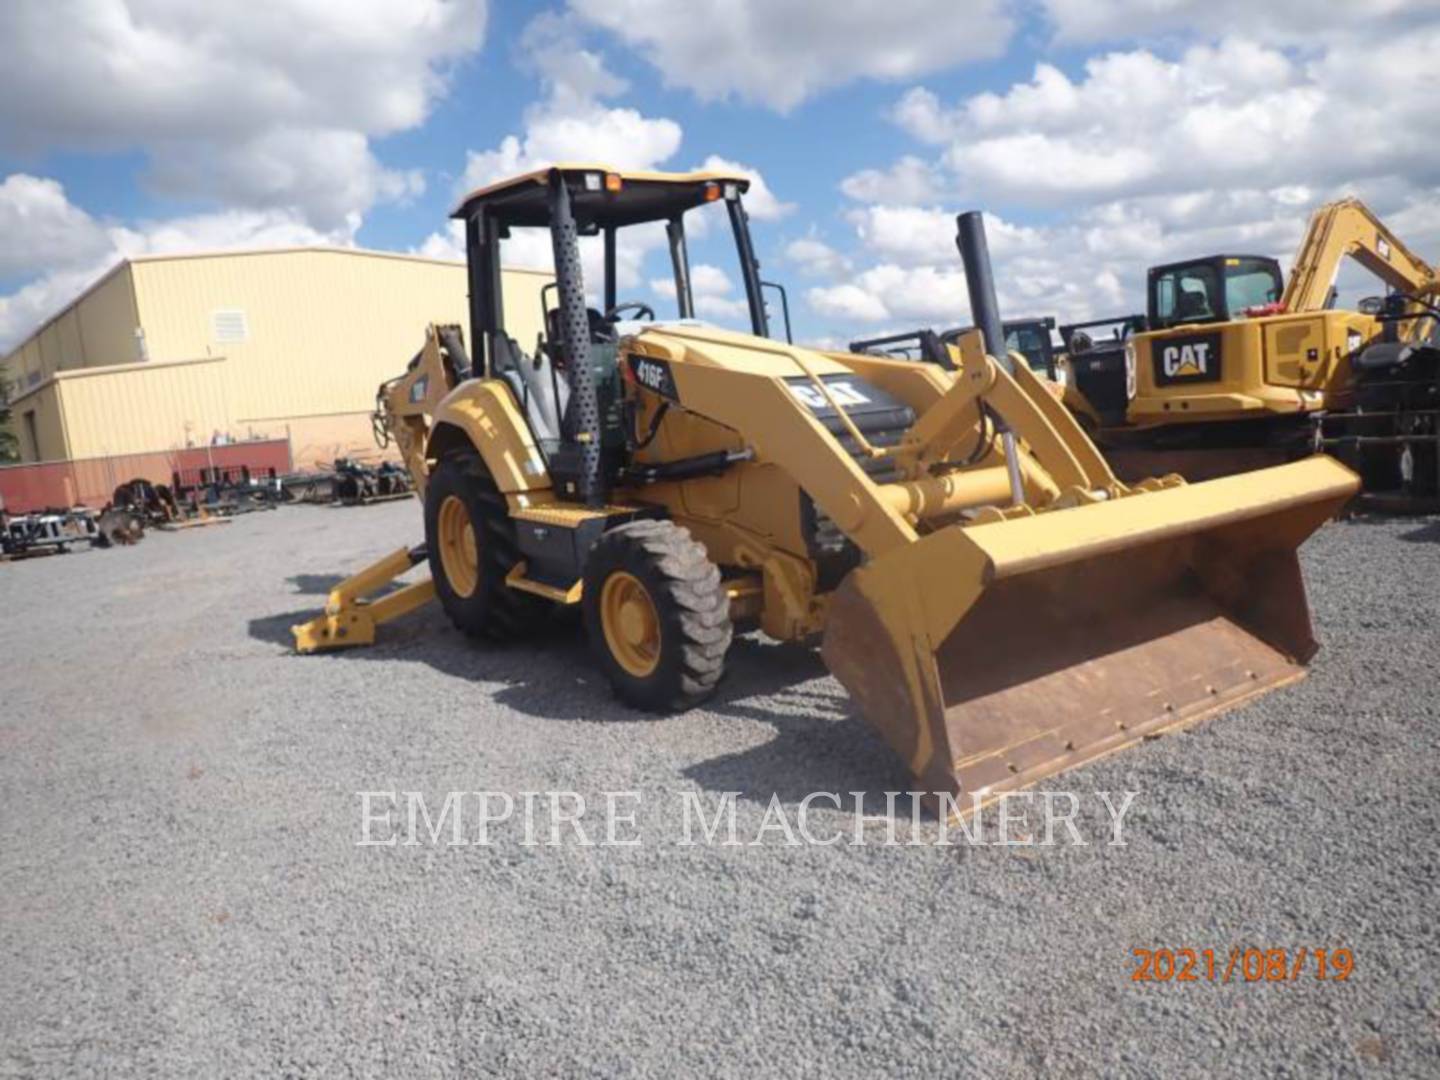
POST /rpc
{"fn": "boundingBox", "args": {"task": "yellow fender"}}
[426,379,552,493]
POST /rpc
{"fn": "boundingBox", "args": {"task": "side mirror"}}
[1357,296,1384,316]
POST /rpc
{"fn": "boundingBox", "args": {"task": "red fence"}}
[0,439,293,513]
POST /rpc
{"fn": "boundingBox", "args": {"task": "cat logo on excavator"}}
[1164,343,1209,376]
[1156,332,1222,384]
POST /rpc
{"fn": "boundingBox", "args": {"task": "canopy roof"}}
[451,164,751,229]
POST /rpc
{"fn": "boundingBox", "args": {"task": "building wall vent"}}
[211,309,249,344]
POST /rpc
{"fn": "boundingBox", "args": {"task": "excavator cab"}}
[1148,255,1285,328]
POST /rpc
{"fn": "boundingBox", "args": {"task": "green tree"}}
[0,369,18,462]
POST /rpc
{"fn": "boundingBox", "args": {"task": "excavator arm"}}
[1282,197,1437,313]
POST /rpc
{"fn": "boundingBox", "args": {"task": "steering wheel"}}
[605,301,656,322]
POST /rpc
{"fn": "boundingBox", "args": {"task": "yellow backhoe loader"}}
[292,165,1357,809]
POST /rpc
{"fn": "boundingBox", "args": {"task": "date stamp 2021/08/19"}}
[1131,947,1354,984]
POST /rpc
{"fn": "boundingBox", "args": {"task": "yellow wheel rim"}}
[437,494,479,598]
[600,571,661,678]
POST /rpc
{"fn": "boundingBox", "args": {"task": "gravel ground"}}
[1,501,1437,1077]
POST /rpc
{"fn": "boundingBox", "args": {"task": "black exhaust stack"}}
[956,210,1025,504]
[548,169,604,507]
[956,210,1013,375]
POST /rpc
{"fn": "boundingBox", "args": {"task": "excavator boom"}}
[1283,197,1437,313]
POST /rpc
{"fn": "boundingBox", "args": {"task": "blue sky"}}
[2,0,1438,351]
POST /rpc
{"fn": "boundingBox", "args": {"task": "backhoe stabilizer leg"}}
[291,546,435,652]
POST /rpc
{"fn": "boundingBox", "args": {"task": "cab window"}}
[1004,325,1051,375]
[1154,264,1220,325]
[1223,259,1282,313]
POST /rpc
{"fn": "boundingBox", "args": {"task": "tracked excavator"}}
[292,165,1357,810]
[892,198,1435,490]
[1105,198,1436,484]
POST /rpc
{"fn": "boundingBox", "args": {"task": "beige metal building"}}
[0,247,549,467]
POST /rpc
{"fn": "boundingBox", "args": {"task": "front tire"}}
[424,452,545,639]
[583,520,732,711]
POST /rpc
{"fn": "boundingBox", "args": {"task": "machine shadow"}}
[247,606,902,801]
[1400,520,1440,544]
[287,573,346,596]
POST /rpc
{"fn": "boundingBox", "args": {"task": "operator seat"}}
[496,306,613,446]
[1176,287,1212,321]
[491,332,569,445]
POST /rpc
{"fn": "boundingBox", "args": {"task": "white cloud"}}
[689,264,735,298]
[1041,0,1423,44]
[651,263,734,300]
[804,177,1440,343]
[567,0,1013,112]
[806,282,890,324]
[0,175,113,279]
[839,156,946,205]
[889,34,1440,207]
[435,14,683,295]
[649,262,750,322]
[695,294,751,322]
[148,128,424,234]
[784,237,851,279]
[891,88,957,146]
[809,264,967,325]
[0,1,485,149]
[415,220,466,263]
[108,208,345,258]
[419,216,662,301]
[845,205,954,267]
[442,15,790,310]
[458,13,681,195]
[843,205,1047,268]
[0,1,484,228]
[806,13,1440,344]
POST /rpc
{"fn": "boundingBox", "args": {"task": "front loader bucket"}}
[821,456,1358,808]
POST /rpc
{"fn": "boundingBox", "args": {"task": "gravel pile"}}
[1,503,1437,1076]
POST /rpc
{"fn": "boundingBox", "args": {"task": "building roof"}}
[1,245,549,366]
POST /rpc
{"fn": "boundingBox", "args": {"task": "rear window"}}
[1154,264,1221,325]
[1004,324,1051,373]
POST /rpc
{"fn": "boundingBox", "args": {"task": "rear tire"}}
[583,520,732,711]
[424,452,545,639]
